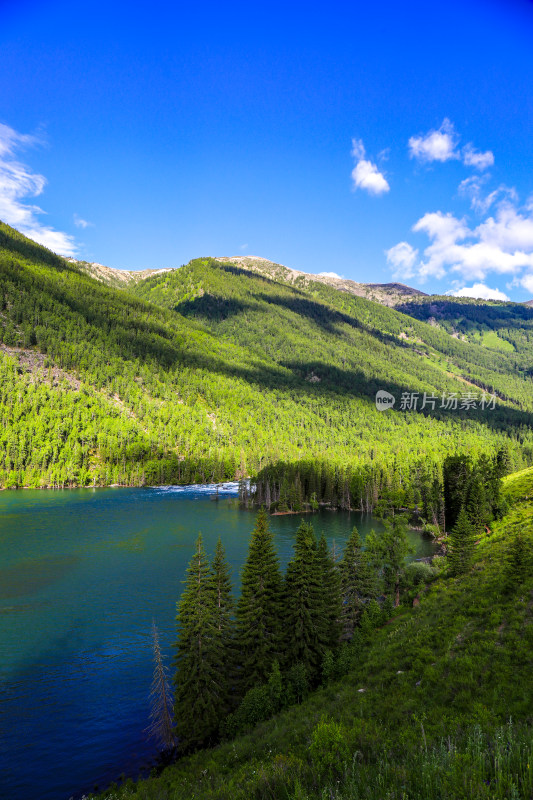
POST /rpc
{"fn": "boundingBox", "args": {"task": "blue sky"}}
[2,0,533,300]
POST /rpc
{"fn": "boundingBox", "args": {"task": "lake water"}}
[0,486,435,800]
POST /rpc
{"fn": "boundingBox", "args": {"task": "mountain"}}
[65,257,172,288]
[1,220,532,501]
[66,252,429,306]
[214,255,427,306]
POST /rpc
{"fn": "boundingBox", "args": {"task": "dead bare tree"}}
[146,620,176,751]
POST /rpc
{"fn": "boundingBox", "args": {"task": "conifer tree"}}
[173,533,225,751]
[316,532,342,650]
[235,509,283,694]
[506,530,532,588]
[365,517,411,606]
[283,522,327,678]
[207,537,234,713]
[466,474,487,534]
[443,455,471,531]
[339,525,364,638]
[448,506,476,576]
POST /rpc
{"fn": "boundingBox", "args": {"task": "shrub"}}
[308,717,350,782]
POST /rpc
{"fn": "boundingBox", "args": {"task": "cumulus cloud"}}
[408,119,494,171]
[385,241,419,279]
[0,122,76,256]
[462,144,494,171]
[388,201,533,287]
[409,118,459,163]
[318,271,344,279]
[449,283,509,301]
[351,138,389,195]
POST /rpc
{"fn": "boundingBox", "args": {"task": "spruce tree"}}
[506,530,532,588]
[207,537,234,713]
[173,533,225,751]
[466,473,487,534]
[448,506,476,576]
[316,533,342,651]
[283,522,327,678]
[443,454,471,531]
[365,517,411,606]
[339,525,364,638]
[235,509,283,694]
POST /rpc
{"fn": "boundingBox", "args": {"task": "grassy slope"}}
[396,295,533,362]
[94,469,533,800]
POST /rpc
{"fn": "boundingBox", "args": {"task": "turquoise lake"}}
[0,486,436,800]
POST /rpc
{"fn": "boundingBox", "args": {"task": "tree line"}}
[140,449,510,756]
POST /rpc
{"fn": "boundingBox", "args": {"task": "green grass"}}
[475,330,516,352]
[503,466,533,502]
[92,469,533,800]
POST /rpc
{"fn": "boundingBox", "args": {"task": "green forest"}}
[1,221,533,511]
[92,464,533,800]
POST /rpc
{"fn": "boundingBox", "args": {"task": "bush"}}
[403,561,437,588]
[308,717,350,782]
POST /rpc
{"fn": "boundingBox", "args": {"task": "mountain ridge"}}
[66,252,428,306]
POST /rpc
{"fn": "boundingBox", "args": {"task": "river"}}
[0,485,435,800]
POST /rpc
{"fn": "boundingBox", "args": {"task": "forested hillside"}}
[396,294,533,358]
[92,466,533,800]
[1,220,533,505]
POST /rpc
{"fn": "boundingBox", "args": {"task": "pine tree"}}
[283,522,329,678]
[466,473,487,534]
[207,537,234,714]
[173,533,225,751]
[365,517,411,606]
[316,532,342,650]
[235,509,283,694]
[146,620,176,751]
[339,525,364,638]
[448,506,476,576]
[506,530,532,588]
[443,455,471,531]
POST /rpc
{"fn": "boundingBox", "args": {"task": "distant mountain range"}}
[67,253,427,305]
[66,253,533,309]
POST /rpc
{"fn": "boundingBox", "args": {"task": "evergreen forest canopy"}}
[1,220,533,511]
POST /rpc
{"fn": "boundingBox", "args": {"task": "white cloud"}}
[389,201,533,286]
[409,119,494,171]
[459,176,517,215]
[385,241,419,279]
[462,144,494,171]
[409,118,459,163]
[351,138,390,195]
[477,203,533,252]
[73,213,93,229]
[521,273,533,294]
[239,243,248,251]
[0,122,76,256]
[449,283,509,301]
[318,271,344,279]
